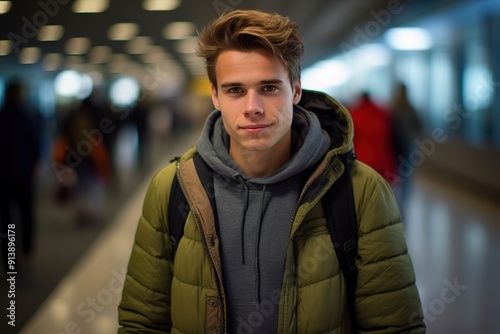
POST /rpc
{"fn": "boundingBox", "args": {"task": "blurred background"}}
[0,0,499,333]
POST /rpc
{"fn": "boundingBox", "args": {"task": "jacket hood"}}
[297,89,354,155]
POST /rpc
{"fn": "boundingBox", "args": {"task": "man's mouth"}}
[240,124,270,132]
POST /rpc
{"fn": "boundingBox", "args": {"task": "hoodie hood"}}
[197,110,330,185]
[196,89,353,182]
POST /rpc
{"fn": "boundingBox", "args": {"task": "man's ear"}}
[292,80,302,105]
[211,83,220,110]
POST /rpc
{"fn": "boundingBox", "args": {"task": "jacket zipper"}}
[288,153,335,239]
[280,153,336,333]
[288,150,354,232]
[176,162,227,333]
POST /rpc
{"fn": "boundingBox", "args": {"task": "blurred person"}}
[118,9,425,334]
[81,88,117,171]
[126,90,151,170]
[349,91,398,186]
[53,95,111,226]
[0,81,41,272]
[389,83,423,211]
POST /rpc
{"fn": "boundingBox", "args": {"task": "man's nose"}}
[244,90,264,116]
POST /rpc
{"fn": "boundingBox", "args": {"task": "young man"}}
[118,9,426,334]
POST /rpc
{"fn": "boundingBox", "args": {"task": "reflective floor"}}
[10,138,500,334]
[405,171,500,334]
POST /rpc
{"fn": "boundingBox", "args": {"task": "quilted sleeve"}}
[352,162,426,333]
[118,163,177,333]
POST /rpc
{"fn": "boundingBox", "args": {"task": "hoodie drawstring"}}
[254,184,266,303]
[237,176,267,303]
[238,176,249,264]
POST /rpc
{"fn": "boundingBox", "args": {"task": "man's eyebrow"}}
[219,82,241,88]
[219,79,285,88]
[260,79,284,85]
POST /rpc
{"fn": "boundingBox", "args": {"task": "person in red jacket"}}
[349,91,397,186]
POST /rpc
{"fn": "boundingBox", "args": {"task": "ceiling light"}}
[175,36,198,54]
[19,47,41,64]
[109,61,128,73]
[38,25,64,41]
[54,70,92,98]
[141,47,171,63]
[147,45,167,54]
[187,64,207,76]
[0,40,11,55]
[65,56,87,72]
[385,27,433,51]
[163,22,196,40]
[89,46,112,64]
[143,61,185,97]
[126,36,153,54]
[123,67,146,82]
[55,71,81,96]
[88,71,104,86]
[141,53,164,63]
[108,23,139,41]
[65,37,91,55]
[302,58,351,90]
[75,73,93,99]
[109,55,133,73]
[0,1,11,14]
[182,53,205,67]
[73,0,109,13]
[111,54,130,63]
[42,53,62,71]
[182,54,206,76]
[143,0,180,11]
[353,44,391,68]
[110,77,140,107]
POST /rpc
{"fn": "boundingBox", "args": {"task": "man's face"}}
[211,49,301,158]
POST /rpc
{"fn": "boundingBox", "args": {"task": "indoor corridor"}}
[13,136,500,334]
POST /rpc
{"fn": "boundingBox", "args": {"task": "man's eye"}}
[262,86,277,92]
[228,87,242,93]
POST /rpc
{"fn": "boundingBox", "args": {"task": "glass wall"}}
[302,0,500,150]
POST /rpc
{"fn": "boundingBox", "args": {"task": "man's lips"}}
[240,124,270,130]
[240,124,270,133]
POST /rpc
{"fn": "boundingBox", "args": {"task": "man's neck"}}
[230,139,292,179]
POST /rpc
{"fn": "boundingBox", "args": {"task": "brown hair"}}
[196,9,304,88]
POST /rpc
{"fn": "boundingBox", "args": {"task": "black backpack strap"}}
[168,153,213,256]
[322,151,358,332]
[168,161,189,256]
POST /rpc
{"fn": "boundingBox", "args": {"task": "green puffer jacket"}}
[118,91,426,334]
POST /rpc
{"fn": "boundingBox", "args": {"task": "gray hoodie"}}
[196,106,330,333]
